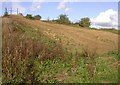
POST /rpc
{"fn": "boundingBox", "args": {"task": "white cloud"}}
[31,0,44,11]
[11,2,26,14]
[4,0,26,14]
[65,8,70,12]
[91,9,118,29]
[1,0,44,12]
[57,0,70,13]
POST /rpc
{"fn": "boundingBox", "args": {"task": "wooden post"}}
[10,8,12,14]
[9,8,14,15]
[5,8,7,13]
[4,8,8,15]
[17,8,18,15]
[9,8,13,14]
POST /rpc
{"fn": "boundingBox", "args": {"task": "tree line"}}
[25,14,91,28]
[56,14,91,28]
[4,9,91,28]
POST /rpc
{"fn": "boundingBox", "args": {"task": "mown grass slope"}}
[2,15,119,83]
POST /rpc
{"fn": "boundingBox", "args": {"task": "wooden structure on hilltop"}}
[4,8,21,15]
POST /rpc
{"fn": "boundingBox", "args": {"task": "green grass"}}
[94,52,118,83]
[2,19,64,83]
[99,28,119,35]
[3,17,119,83]
[28,50,118,83]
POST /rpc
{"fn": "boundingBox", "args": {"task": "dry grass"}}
[2,16,64,83]
[8,15,118,53]
[2,15,118,83]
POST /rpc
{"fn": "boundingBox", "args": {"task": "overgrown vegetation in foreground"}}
[2,17,119,84]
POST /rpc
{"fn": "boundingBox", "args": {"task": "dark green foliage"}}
[34,15,41,20]
[26,14,33,19]
[26,14,42,20]
[57,14,71,25]
[79,17,91,27]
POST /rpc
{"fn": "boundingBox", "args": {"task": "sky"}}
[0,1,118,29]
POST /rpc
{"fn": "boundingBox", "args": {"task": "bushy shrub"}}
[34,15,41,20]
[79,17,91,27]
[26,14,33,19]
[57,14,71,25]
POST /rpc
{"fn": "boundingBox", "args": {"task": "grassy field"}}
[42,20,119,35]
[2,15,119,83]
[99,28,119,35]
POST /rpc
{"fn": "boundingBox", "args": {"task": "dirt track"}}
[3,15,118,53]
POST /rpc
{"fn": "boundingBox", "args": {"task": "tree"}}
[26,14,33,19]
[57,14,71,25]
[34,15,41,20]
[4,8,8,16]
[79,17,91,27]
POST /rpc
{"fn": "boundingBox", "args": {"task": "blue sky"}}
[1,2,118,28]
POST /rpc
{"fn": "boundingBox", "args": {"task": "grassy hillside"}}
[99,28,119,35]
[42,20,119,35]
[2,15,119,83]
